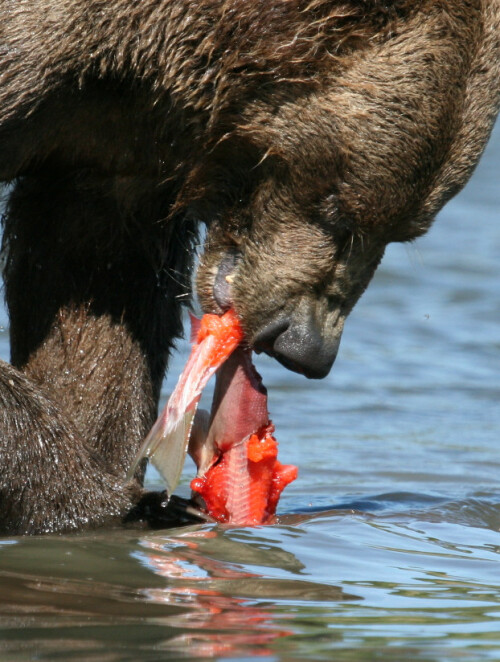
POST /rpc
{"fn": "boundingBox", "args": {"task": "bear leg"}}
[0,171,195,531]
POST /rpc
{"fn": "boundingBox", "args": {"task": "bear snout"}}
[253,310,342,380]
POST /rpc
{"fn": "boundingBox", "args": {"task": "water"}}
[0,123,499,660]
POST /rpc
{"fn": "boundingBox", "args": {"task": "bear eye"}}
[319,194,356,236]
[321,194,339,223]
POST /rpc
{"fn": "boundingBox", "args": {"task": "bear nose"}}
[253,314,341,379]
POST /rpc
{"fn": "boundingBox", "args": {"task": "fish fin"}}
[147,409,197,495]
[125,412,167,482]
[126,401,199,495]
[189,312,201,343]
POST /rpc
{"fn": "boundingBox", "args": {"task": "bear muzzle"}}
[209,251,342,379]
[253,311,342,380]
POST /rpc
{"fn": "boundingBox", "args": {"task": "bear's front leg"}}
[0,172,195,533]
[0,359,140,534]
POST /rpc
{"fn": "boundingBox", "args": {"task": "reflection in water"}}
[1,505,500,660]
[136,528,343,658]
[0,523,352,660]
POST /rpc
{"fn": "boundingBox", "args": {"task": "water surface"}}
[0,123,499,661]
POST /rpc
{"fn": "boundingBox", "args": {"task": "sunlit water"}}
[0,123,499,661]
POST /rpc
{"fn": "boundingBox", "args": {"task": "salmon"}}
[129,310,244,497]
[131,309,297,525]
[191,422,298,525]
[190,343,298,525]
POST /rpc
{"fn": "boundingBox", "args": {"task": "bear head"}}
[178,2,499,378]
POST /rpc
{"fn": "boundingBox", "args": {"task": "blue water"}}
[0,123,498,661]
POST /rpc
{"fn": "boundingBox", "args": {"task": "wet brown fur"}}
[0,1,498,533]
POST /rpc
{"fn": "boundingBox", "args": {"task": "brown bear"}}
[0,1,498,534]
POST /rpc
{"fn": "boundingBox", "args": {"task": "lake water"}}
[0,122,499,661]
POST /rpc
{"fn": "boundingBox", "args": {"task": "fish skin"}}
[224,438,251,524]
[202,347,268,463]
